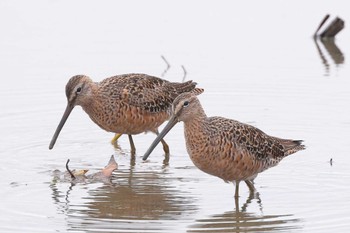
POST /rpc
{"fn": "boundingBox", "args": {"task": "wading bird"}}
[143,91,305,197]
[49,73,200,155]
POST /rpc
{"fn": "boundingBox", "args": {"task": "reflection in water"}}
[50,168,198,232]
[112,141,137,167]
[321,38,344,65]
[188,211,301,232]
[314,37,345,76]
[83,172,196,220]
[113,141,170,167]
[50,181,73,215]
[188,193,302,232]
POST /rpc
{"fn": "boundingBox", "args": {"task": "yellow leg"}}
[111,133,122,144]
[155,130,170,154]
[160,139,170,154]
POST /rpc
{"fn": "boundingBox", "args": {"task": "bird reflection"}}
[236,188,263,213]
[188,192,302,232]
[50,166,198,231]
[49,170,117,216]
[188,211,301,232]
[112,142,170,167]
[111,141,137,167]
[82,171,197,220]
[49,167,301,232]
[314,37,344,76]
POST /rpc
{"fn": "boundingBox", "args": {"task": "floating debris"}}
[53,155,118,183]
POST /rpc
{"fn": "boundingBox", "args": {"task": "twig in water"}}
[181,65,187,82]
[314,14,330,38]
[65,159,76,180]
[319,17,345,38]
[160,55,171,77]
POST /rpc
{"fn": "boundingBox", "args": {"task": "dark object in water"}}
[314,15,344,38]
[320,17,344,38]
[65,159,75,180]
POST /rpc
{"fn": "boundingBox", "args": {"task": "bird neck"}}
[183,109,207,134]
[79,83,99,116]
[188,104,207,122]
[183,113,209,161]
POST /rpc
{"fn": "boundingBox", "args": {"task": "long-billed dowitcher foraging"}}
[143,92,305,197]
[49,73,200,155]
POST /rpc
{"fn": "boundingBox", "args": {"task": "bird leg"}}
[163,152,170,166]
[234,181,240,198]
[234,181,256,211]
[244,180,256,194]
[234,181,240,211]
[128,134,136,154]
[160,139,170,155]
[111,133,122,145]
[155,130,170,155]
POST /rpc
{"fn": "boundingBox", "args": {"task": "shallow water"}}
[1,0,350,232]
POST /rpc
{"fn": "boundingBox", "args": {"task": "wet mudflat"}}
[1,1,350,232]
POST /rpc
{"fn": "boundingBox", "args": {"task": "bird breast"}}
[82,97,170,135]
[184,120,271,182]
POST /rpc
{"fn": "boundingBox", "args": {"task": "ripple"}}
[188,212,301,232]
[45,166,200,232]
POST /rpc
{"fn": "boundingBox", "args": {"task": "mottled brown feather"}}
[172,93,305,183]
[98,73,198,113]
[65,73,200,135]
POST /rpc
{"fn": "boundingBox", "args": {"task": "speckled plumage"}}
[49,73,200,153]
[143,92,305,196]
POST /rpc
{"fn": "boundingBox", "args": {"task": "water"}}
[1,0,350,232]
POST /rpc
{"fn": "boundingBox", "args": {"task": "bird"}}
[49,73,201,154]
[143,91,305,197]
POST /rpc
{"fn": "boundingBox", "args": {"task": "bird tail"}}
[172,80,198,93]
[191,88,204,96]
[282,139,306,156]
[271,136,305,156]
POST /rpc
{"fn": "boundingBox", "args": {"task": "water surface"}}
[1,0,350,232]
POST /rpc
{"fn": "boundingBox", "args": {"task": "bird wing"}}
[208,117,286,161]
[101,73,197,113]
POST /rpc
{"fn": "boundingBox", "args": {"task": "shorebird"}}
[49,73,200,154]
[143,91,305,197]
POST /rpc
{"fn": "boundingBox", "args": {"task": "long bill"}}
[142,115,179,161]
[49,103,74,149]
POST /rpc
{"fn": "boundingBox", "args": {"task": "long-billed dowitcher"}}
[143,92,305,197]
[49,73,200,154]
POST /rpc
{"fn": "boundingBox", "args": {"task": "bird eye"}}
[183,101,189,107]
[76,87,82,94]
